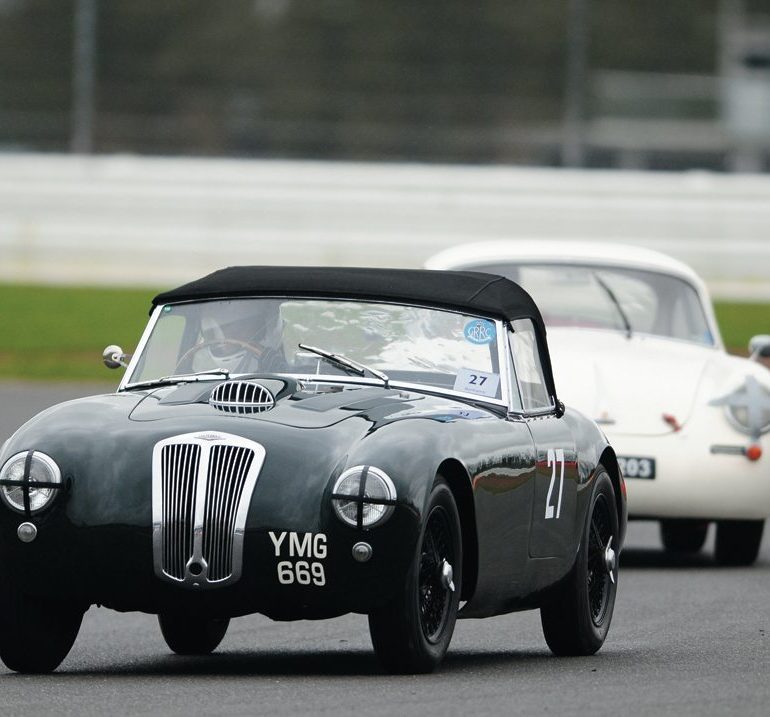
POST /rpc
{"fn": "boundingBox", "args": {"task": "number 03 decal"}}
[545,448,565,520]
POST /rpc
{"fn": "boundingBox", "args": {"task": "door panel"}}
[526,415,578,559]
[462,418,536,616]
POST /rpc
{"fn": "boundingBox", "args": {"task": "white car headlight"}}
[331,466,396,529]
[0,451,62,514]
[711,376,770,438]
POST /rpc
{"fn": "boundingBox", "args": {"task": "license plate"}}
[617,456,656,479]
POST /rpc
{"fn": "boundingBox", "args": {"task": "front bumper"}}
[614,430,770,521]
[0,515,419,619]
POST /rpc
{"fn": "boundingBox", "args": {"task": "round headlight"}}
[0,451,62,514]
[712,376,770,437]
[331,466,396,529]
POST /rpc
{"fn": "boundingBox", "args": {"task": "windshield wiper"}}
[298,343,390,388]
[124,368,231,390]
[593,273,633,339]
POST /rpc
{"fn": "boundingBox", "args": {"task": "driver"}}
[190,299,287,374]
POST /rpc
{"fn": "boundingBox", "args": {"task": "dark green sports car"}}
[0,267,626,673]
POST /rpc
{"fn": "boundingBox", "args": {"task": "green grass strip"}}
[0,284,767,381]
[0,284,157,381]
[713,301,770,355]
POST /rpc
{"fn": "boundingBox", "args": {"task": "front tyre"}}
[541,468,619,656]
[660,519,709,554]
[158,613,230,655]
[715,520,764,566]
[368,478,462,674]
[0,580,84,673]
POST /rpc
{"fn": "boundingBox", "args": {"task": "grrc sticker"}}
[464,319,496,345]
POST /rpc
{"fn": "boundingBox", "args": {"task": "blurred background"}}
[0,0,768,379]
[3,0,770,168]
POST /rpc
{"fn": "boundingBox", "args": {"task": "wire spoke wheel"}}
[418,506,454,642]
[540,467,620,656]
[586,494,612,627]
[368,477,462,673]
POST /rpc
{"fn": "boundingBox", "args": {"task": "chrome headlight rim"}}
[723,408,770,437]
[331,465,397,530]
[0,450,63,515]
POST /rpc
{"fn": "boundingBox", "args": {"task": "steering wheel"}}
[175,339,264,373]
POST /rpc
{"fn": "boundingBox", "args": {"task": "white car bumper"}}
[614,431,770,521]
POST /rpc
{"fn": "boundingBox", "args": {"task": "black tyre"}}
[368,478,462,674]
[715,520,764,566]
[541,468,619,656]
[0,580,84,673]
[660,519,709,554]
[158,613,230,655]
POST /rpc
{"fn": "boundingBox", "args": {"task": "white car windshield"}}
[471,263,714,346]
[126,298,505,400]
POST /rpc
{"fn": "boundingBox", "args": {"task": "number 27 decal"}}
[545,448,565,520]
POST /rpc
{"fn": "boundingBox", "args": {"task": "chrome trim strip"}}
[498,325,518,412]
[290,375,508,408]
[120,305,163,390]
[152,431,266,589]
[506,320,556,417]
[381,380,508,408]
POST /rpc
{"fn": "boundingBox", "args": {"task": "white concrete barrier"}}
[1,153,769,298]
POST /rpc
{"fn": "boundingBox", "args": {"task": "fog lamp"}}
[17,522,38,543]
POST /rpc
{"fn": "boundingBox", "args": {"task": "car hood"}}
[127,380,424,429]
[0,381,443,528]
[546,329,722,436]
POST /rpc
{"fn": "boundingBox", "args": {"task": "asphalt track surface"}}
[1,382,768,717]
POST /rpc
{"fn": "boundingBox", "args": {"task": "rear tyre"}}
[158,613,230,655]
[715,520,764,566]
[660,519,709,554]
[368,478,462,674]
[541,468,619,656]
[0,579,84,673]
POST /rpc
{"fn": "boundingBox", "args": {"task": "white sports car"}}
[427,241,770,565]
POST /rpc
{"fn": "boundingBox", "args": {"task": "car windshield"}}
[126,298,505,400]
[470,262,714,346]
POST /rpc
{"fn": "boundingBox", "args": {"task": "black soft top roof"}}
[152,265,543,326]
[152,266,558,403]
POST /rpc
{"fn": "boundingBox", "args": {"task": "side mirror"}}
[103,345,131,369]
[748,335,770,360]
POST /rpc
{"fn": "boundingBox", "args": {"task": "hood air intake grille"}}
[209,381,275,414]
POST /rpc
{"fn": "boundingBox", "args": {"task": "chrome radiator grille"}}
[159,443,200,580]
[152,432,266,589]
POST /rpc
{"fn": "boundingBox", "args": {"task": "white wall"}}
[1,153,769,299]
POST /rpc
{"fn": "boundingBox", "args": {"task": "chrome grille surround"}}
[209,381,275,415]
[152,431,266,589]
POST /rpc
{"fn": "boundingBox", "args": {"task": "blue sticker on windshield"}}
[464,319,496,345]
